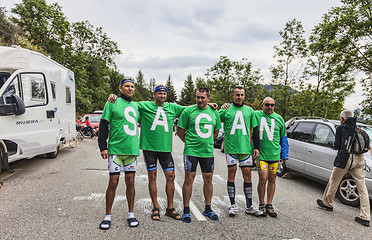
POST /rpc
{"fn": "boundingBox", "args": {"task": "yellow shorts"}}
[257,160,279,174]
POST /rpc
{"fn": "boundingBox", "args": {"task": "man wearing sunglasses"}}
[255,97,288,217]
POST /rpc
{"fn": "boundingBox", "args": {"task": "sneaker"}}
[355,217,370,227]
[259,204,267,217]
[245,205,265,217]
[265,204,277,217]
[316,199,333,211]
[228,205,238,217]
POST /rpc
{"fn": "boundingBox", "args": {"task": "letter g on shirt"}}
[195,113,212,138]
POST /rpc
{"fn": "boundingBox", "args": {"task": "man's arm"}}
[108,94,118,103]
[252,126,260,159]
[176,127,186,142]
[213,129,219,140]
[98,119,109,159]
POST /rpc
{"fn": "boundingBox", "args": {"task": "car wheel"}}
[220,140,225,153]
[336,174,360,207]
[277,160,287,177]
[46,145,59,159]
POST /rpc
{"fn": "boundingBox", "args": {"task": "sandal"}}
[127,217,139,227]
[99,220,111,230]
[202,211,219,221]
[165,208,181,220]
[151,208,160,220]
[181,213,192,223]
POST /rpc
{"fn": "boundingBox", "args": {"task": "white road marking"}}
[174,178,206,221]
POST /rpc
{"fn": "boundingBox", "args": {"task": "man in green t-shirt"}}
[254,97,288,217]
[137,84,185,221]
[177,88,222,223]
[97,77,140,229]
[219,86,264,217]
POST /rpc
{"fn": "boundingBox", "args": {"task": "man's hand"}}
[101,150,109,159]
[253,149,260,160]
[108,94,118,103]
[208,103,218,110]
[221,103,230,110]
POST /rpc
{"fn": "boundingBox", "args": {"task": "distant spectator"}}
[82,116,95,138]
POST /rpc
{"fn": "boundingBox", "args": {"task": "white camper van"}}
[0,46,76,173]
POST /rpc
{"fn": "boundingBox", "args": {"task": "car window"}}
[291,122,315,142]
[286,122,298,138]
[312,124,334,145]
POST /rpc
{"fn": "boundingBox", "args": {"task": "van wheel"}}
[336,174,360,207]
[277,160,287,177]
[0,145,8,174]
[46,145,59,159]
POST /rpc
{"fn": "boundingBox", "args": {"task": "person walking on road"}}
[98,77,140,229]
[176,87,222,223]
[317,110,370,227]
[255,97,288,217]
[219,86,264,217]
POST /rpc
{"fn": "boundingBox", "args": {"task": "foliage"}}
[165,75,177,103]
[179,74,196,106]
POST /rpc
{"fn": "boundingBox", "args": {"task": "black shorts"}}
[184,155,214,173]
[143,150,175,172]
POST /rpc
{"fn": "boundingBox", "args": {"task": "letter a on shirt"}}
[230,111,247,135]
[150,107,169,132]
[260,117,275,141]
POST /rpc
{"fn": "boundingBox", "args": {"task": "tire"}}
[0,145,8,174]
[277,160,288,177]
[220,140,225,153]
[336,174,360,207]
[46,145,59,159]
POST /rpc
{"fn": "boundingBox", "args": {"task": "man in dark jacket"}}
[317,110,370,227]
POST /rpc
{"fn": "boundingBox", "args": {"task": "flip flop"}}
[127,217,139,227]
[151,208,160,220]
[165,208,181,220]
[202,211,219,221]
[99,220,111,230]
[181,213,192,223]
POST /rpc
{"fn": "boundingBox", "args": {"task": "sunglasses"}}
[264,103,275,107]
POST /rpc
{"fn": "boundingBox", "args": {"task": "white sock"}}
[104,214,111,221]
[128,212,134,219]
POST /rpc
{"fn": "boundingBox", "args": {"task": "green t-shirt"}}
[138,101,186,152]
[219,104,256,154]
[101,98,140,155]
[178,105,221,158]
[254,110,286,161]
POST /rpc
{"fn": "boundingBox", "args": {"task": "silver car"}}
[278,117,372,207]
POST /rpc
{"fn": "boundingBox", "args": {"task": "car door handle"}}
[308,149,312,153]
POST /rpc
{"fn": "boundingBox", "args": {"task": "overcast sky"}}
[1,0,363,109]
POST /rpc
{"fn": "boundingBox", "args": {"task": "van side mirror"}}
[327,141,334,147]
[0,94,25,116]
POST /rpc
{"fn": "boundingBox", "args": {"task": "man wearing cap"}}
[98,77,140,229]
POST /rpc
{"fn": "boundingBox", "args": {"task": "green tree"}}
[133,70,150,101]
[315,0,371,115]
[165,75,177,103]
[270,19,308,120]
[206,56,262,106]
[11,0,71,64]
[148,78,156,101]
[179,74,196,106]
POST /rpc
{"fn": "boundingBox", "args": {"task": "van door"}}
[0,71,56,158]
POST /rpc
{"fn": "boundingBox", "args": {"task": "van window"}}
[312,124,334,145]
[291,122,315,142]
[20,73,47,107]
[66,86,71,103]
[0,75,21,104]
[51,82,56,100]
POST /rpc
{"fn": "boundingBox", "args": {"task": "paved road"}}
[1,135,372,239]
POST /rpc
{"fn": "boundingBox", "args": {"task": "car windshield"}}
[87,115,101,122]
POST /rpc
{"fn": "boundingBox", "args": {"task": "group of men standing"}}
[97,77,288,230]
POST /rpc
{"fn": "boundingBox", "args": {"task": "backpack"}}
[352,127,371,154]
